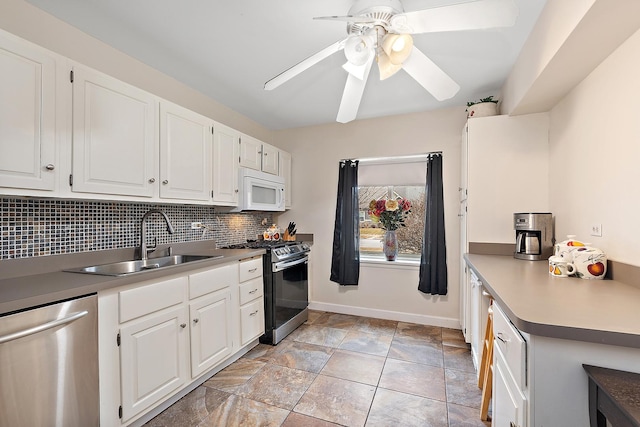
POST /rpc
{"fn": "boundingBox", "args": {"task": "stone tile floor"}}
[145,311,491,427]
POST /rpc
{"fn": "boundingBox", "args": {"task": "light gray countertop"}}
[0,241,265,316]
[465,254,640,349]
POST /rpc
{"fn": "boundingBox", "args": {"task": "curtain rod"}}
[340,152,442,164]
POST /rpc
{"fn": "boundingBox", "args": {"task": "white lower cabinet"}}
[189,288,232,378]
[99,259,264,426]
[492,303,527,427]
[120,305,189,422]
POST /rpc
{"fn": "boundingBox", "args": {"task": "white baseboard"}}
[308,301,461,330]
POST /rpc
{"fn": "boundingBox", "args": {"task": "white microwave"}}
[233,167,285,212]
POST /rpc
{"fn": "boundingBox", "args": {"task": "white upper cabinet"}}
[261,142,279,175]
[212,122,239,205]
[238,134,262,171]
[160,102,212,201]
[239,135,279,175]
[278,149,292,208]
[0,31,57,192]
[71,65,158,197]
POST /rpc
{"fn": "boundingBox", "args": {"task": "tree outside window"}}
[358,185,425,260]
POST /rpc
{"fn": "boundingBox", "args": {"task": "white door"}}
[492,347,526,427]
[119,306,188,422]
[239,134,262,171]
[212,123,239,205]
[189,288,233,378]
[72,65,157,197]
[0,31,56,191]
[160,102,211,201]
[278,150,292,208]
[261,142,279,175]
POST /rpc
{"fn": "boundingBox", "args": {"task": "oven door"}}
[268,255,308,341]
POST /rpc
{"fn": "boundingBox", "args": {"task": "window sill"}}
[360,256,420,269]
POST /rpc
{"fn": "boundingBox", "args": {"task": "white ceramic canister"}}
[548,256,577,277]
[572,247,607,280]
[554,235,589,262]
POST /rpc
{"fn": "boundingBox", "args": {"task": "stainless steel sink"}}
[64,254,222,276]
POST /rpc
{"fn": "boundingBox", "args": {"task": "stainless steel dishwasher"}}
[0,294,99,427]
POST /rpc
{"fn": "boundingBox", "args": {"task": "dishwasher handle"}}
[0,310,89,344]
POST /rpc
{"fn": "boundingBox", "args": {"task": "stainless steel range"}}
[223,241,310,345]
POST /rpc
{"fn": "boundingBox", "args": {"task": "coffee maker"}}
[514,213,554,260]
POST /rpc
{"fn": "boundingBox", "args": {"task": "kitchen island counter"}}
[465,254,640,349]
[0,241,265,316]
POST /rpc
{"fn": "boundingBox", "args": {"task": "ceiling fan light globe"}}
[382,34,413,65]
[377,52,402,80]
[344,35,374,66]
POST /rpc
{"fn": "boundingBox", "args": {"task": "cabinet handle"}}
[162,180,169,185]
[496,332,509,343]
[180,323,187,329]
[248,268,257,273]
[45,164,55,171]
[235,189,239,193]
[148,178,156,183]
[193,318,199,324]
[249,289,258,294]
[249,310,259,316]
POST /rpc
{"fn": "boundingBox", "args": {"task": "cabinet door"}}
[120,306,188,422]
[261,142,279,175]
[72,65,157,197]
[189,288,233,378]
[240,298,265,346]
[493,347,526,427]
[212,123,239,205]
[0,32,56,191]
[239,134,262,171]
[278,149,292,208]
[159,102,211,201]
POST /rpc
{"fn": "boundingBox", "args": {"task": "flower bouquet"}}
[368,198,412,230]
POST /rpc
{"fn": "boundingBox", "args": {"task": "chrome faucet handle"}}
[146,237,158,255]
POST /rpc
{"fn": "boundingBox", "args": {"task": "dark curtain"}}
[330,160,360,286]
[418,153,448,295]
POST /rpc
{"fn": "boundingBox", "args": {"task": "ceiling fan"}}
[264,0,518,123]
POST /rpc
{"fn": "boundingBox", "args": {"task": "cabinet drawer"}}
[239,277,263,305]
[239,257,263,282]
[493,303,526,390]
[189,263,238,299]
[119,277,186,323]
[240,298,264,346]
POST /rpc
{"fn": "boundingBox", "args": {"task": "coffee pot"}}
[514,213,554,260]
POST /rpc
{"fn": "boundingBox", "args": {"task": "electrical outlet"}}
[191,222,203,230]
[590,223,602,237]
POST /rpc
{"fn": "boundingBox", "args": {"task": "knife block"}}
[283,230,296,241]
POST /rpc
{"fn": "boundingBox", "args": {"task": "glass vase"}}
[383,230,398,261]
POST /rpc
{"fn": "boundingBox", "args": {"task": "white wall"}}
[548,27,640,267]
[0,0,272,142]
[274,107,467,327]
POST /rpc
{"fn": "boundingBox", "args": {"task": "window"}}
[357,156,427,262]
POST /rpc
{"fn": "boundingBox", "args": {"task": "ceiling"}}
[26,0,547,130]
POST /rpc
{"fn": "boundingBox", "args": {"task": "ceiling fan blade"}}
[336,55,374,123]
[402,46,460,101]
[313,15,377,24]
[264,38,348,90]
[390,0,518,34]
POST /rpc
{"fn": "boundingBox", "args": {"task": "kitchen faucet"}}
[139,209,175,260]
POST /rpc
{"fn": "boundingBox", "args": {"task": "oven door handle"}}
[273,256,309,272]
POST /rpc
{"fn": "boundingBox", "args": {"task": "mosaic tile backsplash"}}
[0,198,273,260]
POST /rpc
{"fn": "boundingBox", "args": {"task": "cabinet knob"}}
[148,178,156,183]
[235,189,239,193]
[193,318,199,324]
[180,323,187,329]
[45,164,55,171]
[162,180,169,185]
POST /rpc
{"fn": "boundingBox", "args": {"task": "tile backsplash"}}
[0,198,273,260]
